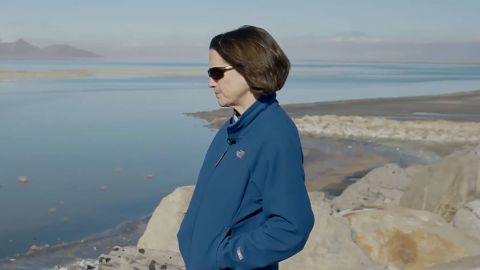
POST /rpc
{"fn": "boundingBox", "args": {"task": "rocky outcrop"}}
[84,189,387,270]
[333,145,480,222]
[89,188,480,270]
[94,191,384,270]
[70,145,480,270]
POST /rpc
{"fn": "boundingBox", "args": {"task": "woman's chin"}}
[216,98,230,108]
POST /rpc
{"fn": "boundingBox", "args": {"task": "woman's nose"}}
[208,77,216,88]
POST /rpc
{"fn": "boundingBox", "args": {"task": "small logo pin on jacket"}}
[236,246,244,260]
[236,150,245,159]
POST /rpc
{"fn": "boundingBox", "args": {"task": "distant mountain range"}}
[0,39,102,60]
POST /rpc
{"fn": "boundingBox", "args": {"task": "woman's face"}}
[208,49,255,112]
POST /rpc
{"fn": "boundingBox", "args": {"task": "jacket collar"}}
[227,93,277,142]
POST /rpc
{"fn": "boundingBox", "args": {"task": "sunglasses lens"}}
[208,68,223,80]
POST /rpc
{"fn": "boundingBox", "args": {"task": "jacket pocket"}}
[214,226,231,269]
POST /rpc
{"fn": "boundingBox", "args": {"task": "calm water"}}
[1,60,480,260]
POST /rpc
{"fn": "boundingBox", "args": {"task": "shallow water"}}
[1,60,480,265]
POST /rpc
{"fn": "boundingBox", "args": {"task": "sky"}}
[1,0,480,62]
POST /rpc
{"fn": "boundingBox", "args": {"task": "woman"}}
[177,25,314,270]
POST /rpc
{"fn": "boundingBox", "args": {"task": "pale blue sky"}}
[2,0,480,62]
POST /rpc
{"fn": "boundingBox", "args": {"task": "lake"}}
[1,60,480,260]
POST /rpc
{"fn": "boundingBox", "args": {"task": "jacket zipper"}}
[214,145,229,167]
[214,139,235,168]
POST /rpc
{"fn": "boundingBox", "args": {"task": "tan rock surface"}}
[332,144,480,222]
[400,145,480,221]
[280,192,383,270]
[332,163,413,210]
[425,254,480,270]
[453,200,480,242]
[137,185,194,253]
[345,206,480,270]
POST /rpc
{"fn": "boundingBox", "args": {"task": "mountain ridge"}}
[0,38,102,60]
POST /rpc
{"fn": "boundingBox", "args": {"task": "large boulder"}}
[137,185,194,253]
[400,145,480,221]
[280,192,383,270]
[333,145,480,222]
[332,163,412,210]
[343,206,480,270]
[453,200,480,242]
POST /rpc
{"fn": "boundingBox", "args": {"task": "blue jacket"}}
[177,94,315,270]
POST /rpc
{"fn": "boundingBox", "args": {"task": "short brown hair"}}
[209,25,290,97]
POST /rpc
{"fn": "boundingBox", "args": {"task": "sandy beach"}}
[187,89,480,193]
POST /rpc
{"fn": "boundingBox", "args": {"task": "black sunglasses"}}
[208,65,234,81]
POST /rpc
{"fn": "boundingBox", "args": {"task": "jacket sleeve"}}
[216,135,315,269]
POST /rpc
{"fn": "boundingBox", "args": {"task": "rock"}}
[17,176,30,184]
[333,144,480,222]
[453,200,480,242]
[332,164,413,210]
[97,246,184,270]
[27,244,50,255]
[53,259,98,270]
[137,185,194,253]
[425,254,480,270]
[344,206,480,270]
[400,145,480,221]
[280,192,384,270]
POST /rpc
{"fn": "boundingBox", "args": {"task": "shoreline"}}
[284,89,480,118]
[187,89,480,130]
[0,215,150,269]
[186,89,480,192]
